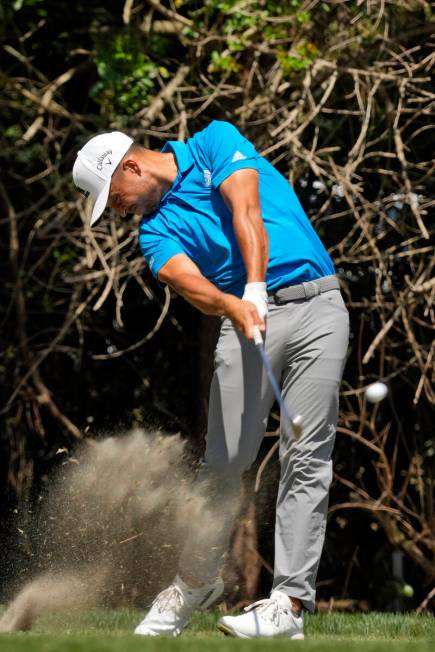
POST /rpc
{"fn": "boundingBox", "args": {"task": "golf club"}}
[253,325,303,440]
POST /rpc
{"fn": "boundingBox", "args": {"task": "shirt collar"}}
[161,141,194,176]
[142,141,193,216]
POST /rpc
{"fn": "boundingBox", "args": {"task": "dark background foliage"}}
[1,0,433,611]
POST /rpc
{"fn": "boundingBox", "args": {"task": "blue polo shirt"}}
[138,121,334,296]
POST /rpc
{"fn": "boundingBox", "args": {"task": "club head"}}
[291,414,303,439]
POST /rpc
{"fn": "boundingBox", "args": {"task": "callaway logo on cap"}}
[72,131,133,226]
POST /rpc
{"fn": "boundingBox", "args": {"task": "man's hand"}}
[242,282,268,321]
[222,294,265,341]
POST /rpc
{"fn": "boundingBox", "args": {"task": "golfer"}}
[73,121,349,639]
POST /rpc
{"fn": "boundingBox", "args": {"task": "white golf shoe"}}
[134,574,224,637]
[218,589,304,639]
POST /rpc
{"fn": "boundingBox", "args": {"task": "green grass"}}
[0,608,434,652]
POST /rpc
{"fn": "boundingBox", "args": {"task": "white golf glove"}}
[242,282,268,321]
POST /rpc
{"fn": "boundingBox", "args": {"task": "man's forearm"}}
[167,271,236,317]
[233,207,269,282]
[158,253,266,339]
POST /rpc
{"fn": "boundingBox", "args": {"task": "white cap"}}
[72,131,133,226]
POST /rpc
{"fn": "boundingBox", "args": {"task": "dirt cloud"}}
[0,429,233,632]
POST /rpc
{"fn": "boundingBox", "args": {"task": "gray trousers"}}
[179,282,349,612]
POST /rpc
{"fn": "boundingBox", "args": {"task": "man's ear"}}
[122,158,141,176]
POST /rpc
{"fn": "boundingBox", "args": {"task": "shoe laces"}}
[152,584,184,614]
[244,596,286,626]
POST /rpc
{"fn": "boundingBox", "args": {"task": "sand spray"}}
[0,429,239,632]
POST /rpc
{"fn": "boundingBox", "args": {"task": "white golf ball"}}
[365,382,388,403]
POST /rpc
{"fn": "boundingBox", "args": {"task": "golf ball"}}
[400,584,414,598]
[365,382,388,403]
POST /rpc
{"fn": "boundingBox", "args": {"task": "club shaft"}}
[253,326,302,439]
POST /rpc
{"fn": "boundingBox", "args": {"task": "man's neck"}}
[143,150,178,191]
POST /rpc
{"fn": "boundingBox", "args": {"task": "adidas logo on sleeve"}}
[231,150,247,162]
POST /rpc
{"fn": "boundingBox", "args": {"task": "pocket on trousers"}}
[214,319,238,368]
[318,289,349,316]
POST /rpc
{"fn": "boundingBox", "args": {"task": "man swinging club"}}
[72,121,349,639]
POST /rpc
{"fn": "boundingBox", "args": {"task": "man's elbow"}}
[157,267,170,285]
[157,266,179,291]
[159,270,188,294]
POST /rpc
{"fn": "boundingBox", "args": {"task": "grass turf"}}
[0,608,434,651]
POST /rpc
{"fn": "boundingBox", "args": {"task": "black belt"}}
[268,275,340,305]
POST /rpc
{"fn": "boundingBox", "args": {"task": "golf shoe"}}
[218,589,304,639]
[134,574,224,637]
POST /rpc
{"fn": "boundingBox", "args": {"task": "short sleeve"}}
[138,222,185,279]
[203,121,259,189]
